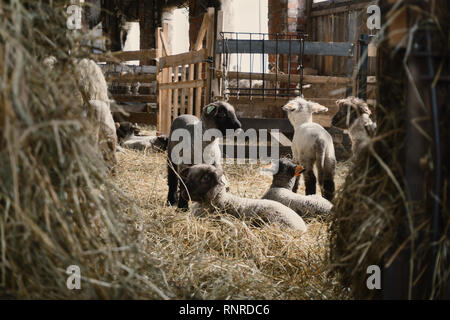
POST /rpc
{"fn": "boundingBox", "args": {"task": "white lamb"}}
[282,97,336,200]
[262,158,332,219]
[332,96,376,156]
[181,164,307,233]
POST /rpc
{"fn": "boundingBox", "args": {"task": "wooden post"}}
[213,10,224,99]
[156,27,163,134]
[205,7,215,105]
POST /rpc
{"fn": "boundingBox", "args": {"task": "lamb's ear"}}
[294,165,305,176]
[115,122,121,129]
[203,103,219,118]
[310,102,328,113]
[180,167,190,180]
[359,103,372,115]
[282,102,297,112]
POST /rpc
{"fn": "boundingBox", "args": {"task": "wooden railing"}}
[156,8,215,135]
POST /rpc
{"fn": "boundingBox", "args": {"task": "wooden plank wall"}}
[308,0,377,76]
[157,8,215,135]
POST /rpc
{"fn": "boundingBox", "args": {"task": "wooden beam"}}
[310,1,377,17]
[112,112,157,125]
[205,7,215,105]
[159,49,207,69]
[112,95,157,103]
[193,11,210,51]
[159,79,205,90]
[106,74,156,83]
[92,49,157,63]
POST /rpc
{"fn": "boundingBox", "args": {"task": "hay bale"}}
[0,2,168,299]
[329,2,449,299]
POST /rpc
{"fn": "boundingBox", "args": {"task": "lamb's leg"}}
[322,159,336,201]
[292,176,300,193]
[167,160,178,206]
[304,169,317,195]
[177,179,189,210]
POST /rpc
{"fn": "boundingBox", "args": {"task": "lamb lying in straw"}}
[181,164,307,233]
[262,158,332,219]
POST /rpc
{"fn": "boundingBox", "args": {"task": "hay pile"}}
[0,1,168,299]
[329,3,449,299]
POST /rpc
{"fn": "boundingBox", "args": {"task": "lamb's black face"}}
[180,165,223,202]
[267,158,305,189]
[116,122,140,141]
[153,135,169,151]
[203,101,242,136]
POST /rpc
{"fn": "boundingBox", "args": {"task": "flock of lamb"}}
[61,57,376,235]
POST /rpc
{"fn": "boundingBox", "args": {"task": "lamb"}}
[181,164,307,233]
[74,58,118,170]
[167,101,242,209]
[282,97,336,201]
[115,122,168,152]
[262,158,333,219]
[332,96,376,156]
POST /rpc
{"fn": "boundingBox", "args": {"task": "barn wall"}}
[307,0,377,76]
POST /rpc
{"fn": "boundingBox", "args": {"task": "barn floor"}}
[113,127,351,299]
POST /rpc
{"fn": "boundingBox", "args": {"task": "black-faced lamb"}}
[114,122,168,152]
[282,97,336,201]
[332,96,376,156]
[262,158,333,218]
[167,101,242,209]
[180,164,307,233]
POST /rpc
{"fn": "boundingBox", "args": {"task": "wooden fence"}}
[156,8,215,135]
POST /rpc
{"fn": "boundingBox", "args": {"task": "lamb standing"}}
[262,158,332,218]
[181,164,307,233]
[331,96,376,156]
[167,101,242,209]
[282,97,336,200]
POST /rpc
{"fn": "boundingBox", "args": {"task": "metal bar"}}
[275,33,279,100]
[216,39,353,56]
[249,33,252,98]
[358,34,369,100]
[236,32,239,98]
[288,34,291,97]
[262,33,265,100]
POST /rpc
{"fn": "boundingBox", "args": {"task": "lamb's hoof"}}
[167,197,177,206]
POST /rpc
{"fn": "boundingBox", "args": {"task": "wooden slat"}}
[205,7,215,105]
[193,12,210,50]
[195,63,203,118]
[173,66,179,118]
[156,27,163,133]
[159,79,205,90]
[311,1,377,17]
[93,49,157,63]
[216,71,351,84]
[165,67,173,134]
[106,74,156,83]
[188,63,194,114]
[112,95,157,103]
[180,65,186,114]
[159,49,207,69]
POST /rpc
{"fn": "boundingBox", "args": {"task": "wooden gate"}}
[156,8,215,135]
